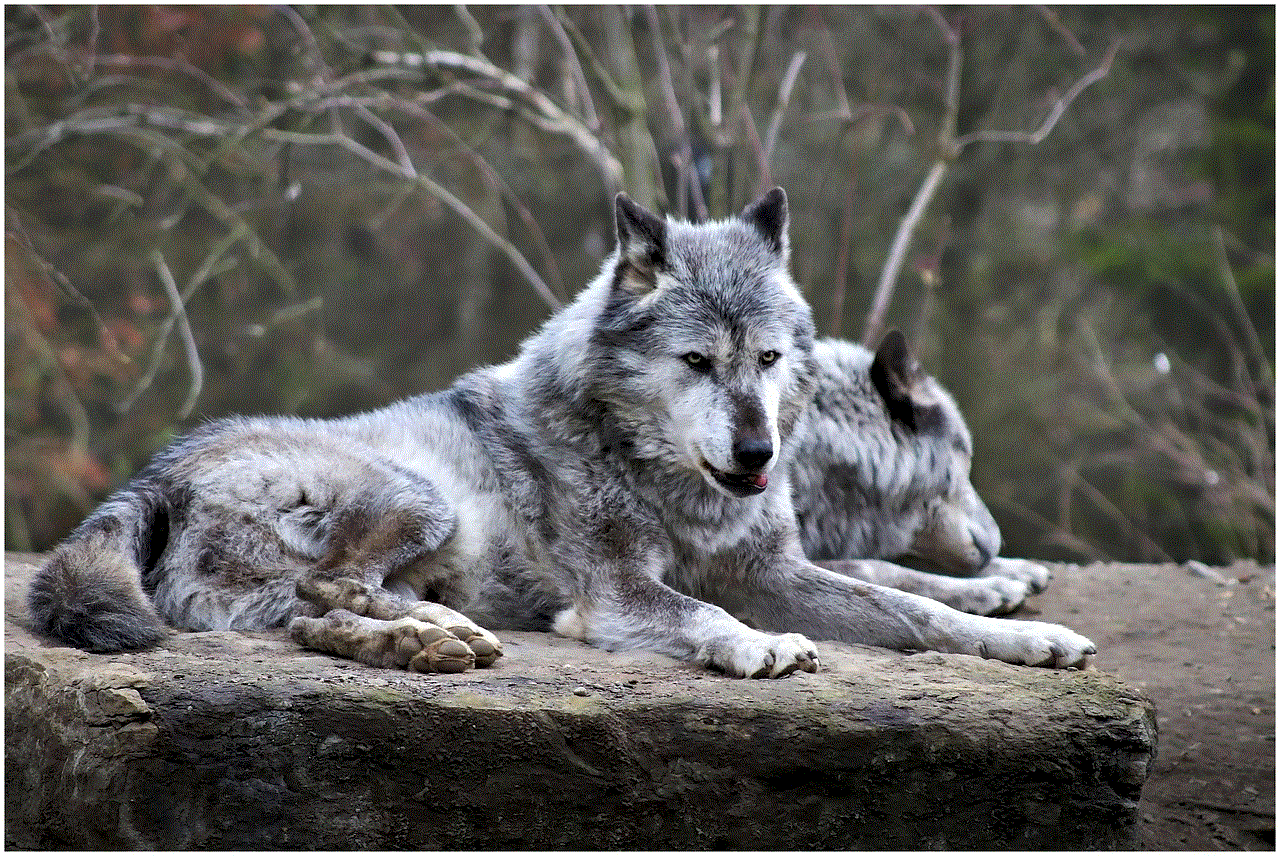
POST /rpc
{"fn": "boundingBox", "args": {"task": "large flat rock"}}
[5,552,1155,849]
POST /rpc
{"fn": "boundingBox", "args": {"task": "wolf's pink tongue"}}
[753,474,768,489]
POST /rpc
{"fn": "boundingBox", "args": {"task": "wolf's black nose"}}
[733,438,773,471]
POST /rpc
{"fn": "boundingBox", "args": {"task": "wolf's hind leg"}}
[289,609,475,673]
[818,559,1030,615]
[297,576,501,667]
[290,491,502,668]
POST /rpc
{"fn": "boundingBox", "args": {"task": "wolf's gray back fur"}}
[30,188,1092,677]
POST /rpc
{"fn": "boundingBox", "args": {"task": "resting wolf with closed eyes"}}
[29,188,1095,678]
[791,332,1054,619]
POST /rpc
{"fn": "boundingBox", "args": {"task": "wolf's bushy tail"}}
[27,487,170,653]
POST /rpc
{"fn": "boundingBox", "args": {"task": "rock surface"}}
[5,552,1154,850]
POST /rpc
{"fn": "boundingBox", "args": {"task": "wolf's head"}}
[791,332,1002,574]
[587,189,816,500]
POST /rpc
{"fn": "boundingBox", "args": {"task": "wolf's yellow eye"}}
[759,350,780,366]
[682,352,710,370]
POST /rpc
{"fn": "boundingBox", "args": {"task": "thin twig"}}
[815,7,852,113]
[1035,6,1086,56]
[552,7,644,114]
[1068,466,1173,562]
[150,251,203,419]
[263,127,561,309]
[862,160,947,347]
[537,5,600,131]
[738,103,769,193]
[763,51,806,168]
[863,26,1118,347]
[276,4,331,81]
[644,5,708,221]
[453,4,487,57]
[85,5,101,77]
[6,209,130,365]
[90,54,252,116]
[829,182,857,336]
[952,41,1119,149]
[6,276,92,448]
[396,99,567,302]
[354,104,416,178]
[990,495,1110,562]
[371,47,623,193]
[118,230,241,415]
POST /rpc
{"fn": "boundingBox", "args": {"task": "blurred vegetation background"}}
[5,5,1273,565]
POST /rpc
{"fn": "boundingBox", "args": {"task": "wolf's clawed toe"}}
[955,576,1030,616]
[289,610,481,673]
[446,624,503,667]
[713,631,820,679]
[973,619,1096,670]
[982,557,1051,594]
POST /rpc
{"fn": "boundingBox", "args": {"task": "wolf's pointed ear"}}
[613,193,667,294]
[740,187,789,259]
[870,329,944,433]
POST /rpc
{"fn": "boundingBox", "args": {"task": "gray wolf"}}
[29,189,1095,678]
[791,333,1053,617]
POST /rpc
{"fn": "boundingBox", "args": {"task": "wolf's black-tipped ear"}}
[613,193,667,294]
[870,329,944,433]
[740,187,788,258]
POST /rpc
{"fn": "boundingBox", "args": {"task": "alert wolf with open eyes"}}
[29,188,1094,677]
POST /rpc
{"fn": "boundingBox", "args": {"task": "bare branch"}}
[6,209,130,365]
[708,44,722,128]
[952,41,1119,149]
[862,160,947,347]
[537,5,600,131]
[989,495,1111,562]
[738,103,770,192]
[807,103,916,135]
[149,251,203,420]
[925,6,959,45]
[380,94,568,301]
[276,5,332,81]
[863,25,1117,347]
[643,5,708,221]
[1035,6,1087,56]
[829,183,858,336]
[90,54,252,117]
[551,7,644,114]
[811,7,852,118]
[276,128,562,308]
[119,230,241,415]
[353,104,416,178]
[453,4,487,57]
[763,51,806,168]
[85,4,101,77]
[369,48,623,193]
[1068,465,1174,562]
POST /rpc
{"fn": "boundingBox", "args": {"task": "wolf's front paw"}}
[704,631,821,678]
[975,619,1095,669]
[947,575,1030,616]
[982,557,1051,594]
